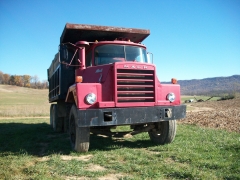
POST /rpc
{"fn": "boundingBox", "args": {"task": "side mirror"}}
[147,52,153,64]
[59,45,68,62]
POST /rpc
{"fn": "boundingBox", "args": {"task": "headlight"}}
[85,93,97,105]
[167,93,175,102]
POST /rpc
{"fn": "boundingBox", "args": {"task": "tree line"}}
[0,71,48,89]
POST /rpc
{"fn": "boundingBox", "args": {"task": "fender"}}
[65,83,102,109]
[65,84,77,105]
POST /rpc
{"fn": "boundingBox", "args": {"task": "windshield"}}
[94,45,148,65]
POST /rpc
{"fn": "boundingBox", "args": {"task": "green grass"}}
[0,85,239,179]
[181,95,220,103]
[0,118,239,179]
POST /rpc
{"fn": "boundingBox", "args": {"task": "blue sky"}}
[0,0,239,82]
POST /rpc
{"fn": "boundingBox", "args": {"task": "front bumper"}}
[76,105,186,127]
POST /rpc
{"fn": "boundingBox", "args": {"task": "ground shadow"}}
[0,122,157,156]
[90,133,155,151]
[0,122,71,156]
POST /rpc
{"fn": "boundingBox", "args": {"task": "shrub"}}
[218,94,235,101]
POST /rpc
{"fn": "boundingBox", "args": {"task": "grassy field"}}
[0,85,239,179]
[181,95,220,103]
[0,85,50,117]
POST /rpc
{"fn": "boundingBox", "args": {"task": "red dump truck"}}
[48,23,186,152]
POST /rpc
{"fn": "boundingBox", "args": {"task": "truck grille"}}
[116,69,155,102]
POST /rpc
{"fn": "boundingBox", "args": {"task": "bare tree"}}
[0,71,3,84]
[41,80,48,89]
[31,75,39,88]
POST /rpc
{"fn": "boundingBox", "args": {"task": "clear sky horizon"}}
[0,0,239,82]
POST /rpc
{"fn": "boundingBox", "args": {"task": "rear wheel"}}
[50,104,54,126]
[148,120,177,144]
[52,104,63,132]
[69,105,90,152]
[63,104,71,133]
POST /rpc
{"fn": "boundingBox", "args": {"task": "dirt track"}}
[0,117,49,120]
[181,98,240,133]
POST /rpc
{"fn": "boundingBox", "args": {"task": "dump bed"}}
[48,52,75,102]
[60,23,150,44]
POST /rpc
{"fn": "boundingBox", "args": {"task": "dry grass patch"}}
[98,173,127,180]
[65,176,91,180]
[60,155,93,161]
[186,105,213,112]
[65,176,90,180]
[86,164,106,172]
[38,156,50,162]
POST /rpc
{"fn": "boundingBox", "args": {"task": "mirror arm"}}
[68,48,78,66]
[59,43,81,67]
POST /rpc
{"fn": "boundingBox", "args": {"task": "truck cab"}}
[48,23,186,152]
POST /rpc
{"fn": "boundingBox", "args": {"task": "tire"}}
[148,120,177,144]
[63,104,71,133]
[52,104,63,132]
[50,104,54,126]
[69,105,90,152]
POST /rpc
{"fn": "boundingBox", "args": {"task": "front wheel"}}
[69,105,90,152]
[148,120,177,144]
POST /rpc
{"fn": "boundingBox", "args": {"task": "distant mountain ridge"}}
[164,75,240,95]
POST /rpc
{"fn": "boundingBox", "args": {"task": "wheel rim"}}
[152,125,164,137]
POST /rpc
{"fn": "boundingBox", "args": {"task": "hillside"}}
[0,85,49,117]
[166,75,240,95]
